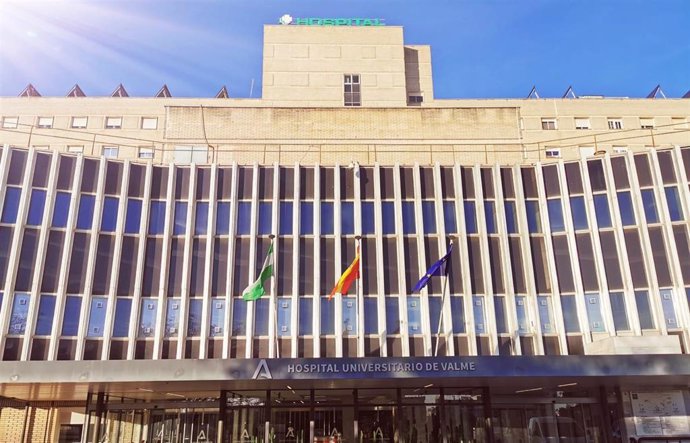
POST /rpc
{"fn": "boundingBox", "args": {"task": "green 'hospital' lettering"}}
[287,17,386,27]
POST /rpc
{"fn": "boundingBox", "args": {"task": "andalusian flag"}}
[329,245,360,300]
[242,242,273,301]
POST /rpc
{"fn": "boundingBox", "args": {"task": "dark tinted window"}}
[101,197,119,232]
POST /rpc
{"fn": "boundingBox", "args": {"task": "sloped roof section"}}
[646,85,666,99]
[66,84,86,97]
[215,86,229,98]
[155,84,172,98]
[111,84,129,97]
[18,84,41,97]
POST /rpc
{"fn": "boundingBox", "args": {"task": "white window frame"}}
[138,147,154,159]
[67,145,84,154]
[607,118,623,130]
[105,116,122,129]
[574,118,591,130]
[71,116,88,129]
[541,118,557,130]
[639,118,655,130]
[141,117,158,130]
[102,145,119,158]
[343,74,361,107]
[407,95,423,104]
[2,117,18,129]
[545,147,561,158]
[37,117,54,128]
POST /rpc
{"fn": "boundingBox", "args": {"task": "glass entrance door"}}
[358,407,394,442]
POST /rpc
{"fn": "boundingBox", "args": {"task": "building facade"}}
[0,23,689,443]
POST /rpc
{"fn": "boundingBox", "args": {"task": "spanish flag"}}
[329,245,360,300]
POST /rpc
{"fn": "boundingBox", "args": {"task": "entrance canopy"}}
[1,355,688,402]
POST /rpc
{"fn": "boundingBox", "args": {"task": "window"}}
[37,117,53,128]
[450,297,465,333]
[494,296,508,333]
[187,299,202,337]
[300,202,314,235]
[344,74,361,107]
[195,202,209,235]
[138,147,154,159]
[381,202,395,234]
[2,117,18,129]
[254,299,269,335]
[9,293,30,334]
[504,201,518,234]
[570,196,588,230]
[545,148,561,158]
[258,202,272,235]
[299,298,313,335]
[232,299,247,335]
[639,118,654,129]
[101,197,119,232]
[87,298,107,337]
[584,293,605,333]
[473,296,486,334]
[321,202,334,235]
[62,296,82,336]
[660,289,678,328]
[515,296,529,333]
[321,298,335,334]
[124,199,142,233]
[216,202,231,235]
[538,296,555,333]
[635,291,655,329]
[361,202,375,234]
[561,295,580,333]
[1,187,21,224]
[341,201,354,235]
[607,118,623,130]
[641,190,659,223]
[408,95,423,104]
[76,194,96,230]
[102,146,119,158]
[541,118,557,130]
[464,201,477,234]
[575,118,590,130]
[26,190,46,226]
[617,192,636,226]
[105,117,122,129]
[141,117,158,129]
[422,201,436,234]
[148,201,166,235]
[443,201,457,233]
[525,200,541,233]
[407,297,421,335]
[138,299,157,337]
[342,298,357,335]
[71,117,88,128]
[52,192,71,227]
[401,201,416,234]
[609,292,630,332]
[67,145,84,154]
[236,201,252,235]
[35,295,56,335]
[210,300,225,337]
[364,298,378,334]
[483,201,496,233]
[665,187,684,221]
[173,202,188,235]
[593,195,612,228]
[112,299,132,337]
[385,298,400,334]
[277,299,291,336]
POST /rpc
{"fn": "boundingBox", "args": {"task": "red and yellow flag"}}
[329,246,360,300]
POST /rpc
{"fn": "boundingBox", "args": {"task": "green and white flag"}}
[242,242,274,301]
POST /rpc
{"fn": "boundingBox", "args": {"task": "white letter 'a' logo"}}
[252,359,272,380]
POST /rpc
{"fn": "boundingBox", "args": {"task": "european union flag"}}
[412,242,453,293]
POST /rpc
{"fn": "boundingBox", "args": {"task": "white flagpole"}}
[269,234,279,359]
[434,239,453,357]
[355,235,363,358]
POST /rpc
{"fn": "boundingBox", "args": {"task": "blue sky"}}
[1,0,688,99]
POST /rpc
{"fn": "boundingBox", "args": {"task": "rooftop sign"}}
[279,15,385,26]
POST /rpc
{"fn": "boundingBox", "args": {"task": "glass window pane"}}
[254,298,269,336]
[299,298,313,335]
[484,201,496,233]
[402,201,416,234]
[236,201,252,235]
[494,296,508,333]
[112,298,132,338]
[164,299,180,337]
[660,289,678,328]
[216,202,231,235]
[320,298,334,334]
[258,202,272,235]
[232,299,247,335]
[62,296,82,336]
[341,202,354,235]
[87,297,107,337]
[300,202,314,235]
[35,295,56,335]
[148,201,166,235]
[124,199,142,233]
[665,187,684,221]
[504,201,518,234]
[450,297,465,333]
[364,298,378,334]
[321,202,334,235]
[594,195,612,228]
[538,296,555,334]
[76,194,95,230]
[525,201,541,233]
[635,290,655,329]
[547,199,565,232]
[584,293,605,332]
[515,296,529,333]
[561,295,580,333]
[173,202,187,235]
[385,298,400,334]
[443,201,457,233]
[342,297,357,335]
[195,202,209,235]
[277,298,291,336]
[464,201,477,234]
[641,190,659,223]
[407,296,421,335]
[361,202,375,234]
[9,293,30,335]
[138,299,157,337]
[422,201,437,234]
[570,196,588,230]
[101,197,119,232]
[1,187,21,224]
[609,292,630,332]
[186,299,202,336]
[27,189,46,226]
[382,202,395,234]
[279,202,293,235]
[210,299,225,337]
[52,192,71,227]
[428,297,442,334]
[473,296,486,334]
[617,191,636,226]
